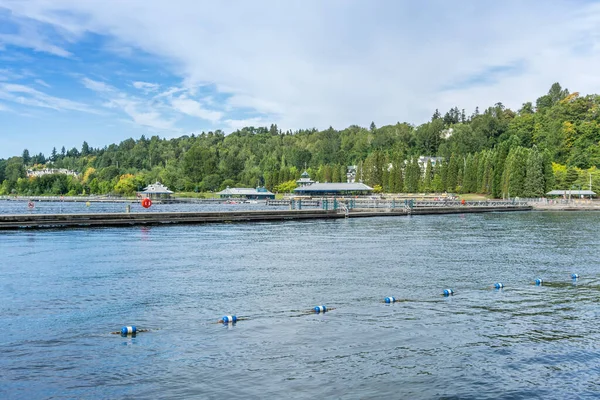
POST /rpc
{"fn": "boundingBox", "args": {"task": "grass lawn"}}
[173,192,218,199]
[457,193,490,201]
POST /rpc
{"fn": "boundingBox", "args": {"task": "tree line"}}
[1,82,599,197]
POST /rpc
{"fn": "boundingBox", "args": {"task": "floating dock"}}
[0,205,532,230]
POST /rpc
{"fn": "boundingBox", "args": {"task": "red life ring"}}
[141,198,152,208]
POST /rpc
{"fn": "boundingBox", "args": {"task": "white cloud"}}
[0,82,94,113]
[105,97,177,130]
[170,95,222,123]
[132,81,159,91]
[79,77,176,130]
[0,68,23,81]
[0,102,11,112]
[0,33,71,57]
[34,78,50,88]
[3,0,600,131]
[81,77,115,93]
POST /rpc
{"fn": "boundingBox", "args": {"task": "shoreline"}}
[0,205,533,230]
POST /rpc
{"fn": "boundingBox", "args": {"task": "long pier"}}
[0,205,531,230]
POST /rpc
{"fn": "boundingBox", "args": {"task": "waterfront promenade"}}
[0,204,532,229]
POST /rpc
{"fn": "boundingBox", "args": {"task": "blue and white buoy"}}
[384,297,396,303]
[222,315,237,324]
[314,305,327,314]
[121,325,136,336]
[443,289,454,296]
[572,273,579,280]
[535,278,543,286]
[494,282,504,289]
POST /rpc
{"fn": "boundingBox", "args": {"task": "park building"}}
[293,182,374,196]
[217,186,275,200]
[292,170,373,196]
[546,189,596,199]
[139,182,173,199]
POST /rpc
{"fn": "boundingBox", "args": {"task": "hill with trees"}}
[1,83,599,198]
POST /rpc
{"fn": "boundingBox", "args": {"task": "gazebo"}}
[139,182,174,199]
[296,171,315,187]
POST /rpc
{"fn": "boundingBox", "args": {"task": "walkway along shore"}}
[0,206,533,230]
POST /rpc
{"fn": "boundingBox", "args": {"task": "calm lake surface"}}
[1,211,600,399]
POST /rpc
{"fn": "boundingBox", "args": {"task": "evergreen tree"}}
[492,141,510,197]
[524,147,544,197]
[440,160,448,192]
[432,162,443,192]
[331,164,341,183]
[82,141,90,156]
[423,159,433,193]
[447,153,458,192]
[502,147,528,198]
[22,149,31,165]
[542,150,555,194]
[463,154,475,193]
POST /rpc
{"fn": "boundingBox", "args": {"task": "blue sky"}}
[1,0,600,158]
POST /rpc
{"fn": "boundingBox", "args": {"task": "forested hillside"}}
[1,83,599,197]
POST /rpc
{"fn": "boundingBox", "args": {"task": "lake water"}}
[1,211,600,399]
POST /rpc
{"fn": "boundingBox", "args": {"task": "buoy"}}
[121,325,136,335]
[86,201,91,207]
[442,289,454,296]
[27,201,34,209]
[384,296,396,303]
[494,283,504,289]
[571,274,579,279]
[314,305,327,313]
[222,315,237,324]
[141,198,152,208]
[535,278,543,286]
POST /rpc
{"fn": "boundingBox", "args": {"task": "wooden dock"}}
[0,205,532,230]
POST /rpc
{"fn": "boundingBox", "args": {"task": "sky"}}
[1,0,600,158]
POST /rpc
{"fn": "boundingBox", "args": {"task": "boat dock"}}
[0,205,532,230]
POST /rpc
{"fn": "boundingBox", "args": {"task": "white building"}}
[417,156,444,169]
[139,182,174,199]
[346,165,357,183]
[27,168,80,178]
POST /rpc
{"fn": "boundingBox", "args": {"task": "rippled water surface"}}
[1,211,600,399]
